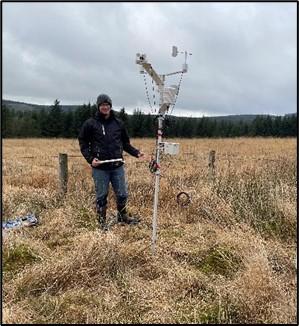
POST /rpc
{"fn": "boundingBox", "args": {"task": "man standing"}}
[78,94,144,229]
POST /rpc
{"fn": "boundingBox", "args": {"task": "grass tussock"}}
[2,138,297,324]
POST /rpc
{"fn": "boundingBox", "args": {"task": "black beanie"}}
[97,94,112,108]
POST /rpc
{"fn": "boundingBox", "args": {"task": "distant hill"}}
[2,99,48,111]
[284,113,297,117]
[209,114,276,123]
[167,113,297,123]
[2,99,80,112]
[2,99,296,121]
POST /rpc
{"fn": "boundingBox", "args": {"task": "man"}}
[78,94,144,229]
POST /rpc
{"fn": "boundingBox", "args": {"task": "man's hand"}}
[138,151,149,160]
[91,158,102,167]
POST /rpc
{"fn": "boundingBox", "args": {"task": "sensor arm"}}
[140,62,164,86]
[164,70,185,77]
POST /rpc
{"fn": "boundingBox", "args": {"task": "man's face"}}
[99,103,111,115]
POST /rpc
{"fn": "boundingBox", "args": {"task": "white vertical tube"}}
[152,166,160,253]
[152,116,163,254]
[152,75,165,254]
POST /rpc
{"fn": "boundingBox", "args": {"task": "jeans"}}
[92,165,128,209]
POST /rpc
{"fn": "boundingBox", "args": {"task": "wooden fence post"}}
[59,153,68,195]
[208,150,216,181]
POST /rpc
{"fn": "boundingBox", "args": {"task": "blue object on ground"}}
[2,213,38,229]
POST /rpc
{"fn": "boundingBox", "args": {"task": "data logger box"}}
[161,142,180,155]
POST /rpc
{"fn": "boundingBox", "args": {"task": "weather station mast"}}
[136,46,191,253]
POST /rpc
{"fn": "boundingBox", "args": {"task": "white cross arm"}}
[140,62,164,86]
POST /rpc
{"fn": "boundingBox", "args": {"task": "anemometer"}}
[136,46,191,253]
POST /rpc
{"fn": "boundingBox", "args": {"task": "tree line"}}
[2,100,297,138]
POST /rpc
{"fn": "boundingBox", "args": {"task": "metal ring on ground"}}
[176,191,191,207]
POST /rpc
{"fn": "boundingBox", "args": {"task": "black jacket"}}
[78,110,140,170]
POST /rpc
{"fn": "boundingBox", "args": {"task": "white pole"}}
[152,116,163,254]
[152,79,165,254]
[152,163,160,253]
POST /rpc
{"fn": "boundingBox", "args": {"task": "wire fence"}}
[2,153,291,162]
[2,149,296,198]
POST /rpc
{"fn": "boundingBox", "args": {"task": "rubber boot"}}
[97,206,107,230]
[117,204,139,225]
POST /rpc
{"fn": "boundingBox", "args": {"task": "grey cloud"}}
[3,2,296,116]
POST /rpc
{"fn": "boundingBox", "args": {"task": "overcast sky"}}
[2,2,297,117]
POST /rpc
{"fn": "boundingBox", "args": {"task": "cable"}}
[168,71,184,116]
[143,72,153,113]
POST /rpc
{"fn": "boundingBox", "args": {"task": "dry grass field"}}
[2,137,297,324]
